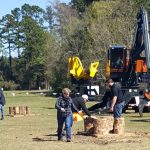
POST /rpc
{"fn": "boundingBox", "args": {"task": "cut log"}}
[9,107,13,115]
[8,106,31,116]
[13,106,17,115]
[84,116,125,136]
[25,106,31,115]
[84,116,113,136]
[22,106,26,115]
[19,106,24,115]
[15,107,20,114]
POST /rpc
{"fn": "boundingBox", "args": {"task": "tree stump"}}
[84,116,125,136]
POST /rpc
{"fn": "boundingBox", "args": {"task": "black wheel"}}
[122,105,128,113]
[134,106,139,113]
[143,106,150,113]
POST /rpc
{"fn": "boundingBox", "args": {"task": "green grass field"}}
[0,91,150,150]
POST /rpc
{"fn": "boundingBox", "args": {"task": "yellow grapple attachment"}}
[68,56,84,79]
[68,56,99,80]
[89,61,99,78]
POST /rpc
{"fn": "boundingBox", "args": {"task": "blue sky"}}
[0,0,70,18]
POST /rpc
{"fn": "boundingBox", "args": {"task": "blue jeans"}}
[57,113,73,140]
[114,101,125,119]
[0,104,4,119]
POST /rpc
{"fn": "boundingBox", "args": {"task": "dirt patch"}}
[71,131,148,145]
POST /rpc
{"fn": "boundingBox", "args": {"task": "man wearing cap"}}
[72,94,91,116]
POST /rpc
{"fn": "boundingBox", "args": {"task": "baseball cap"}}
[82,94,88,100]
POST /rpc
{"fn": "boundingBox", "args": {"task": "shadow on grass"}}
[130,119,150,122]
[127,115,142,118]
[44,133,57,136]
[32,137,57,142]
[123,112,137,114]
[76,131,95,137]
[42,107,55,110]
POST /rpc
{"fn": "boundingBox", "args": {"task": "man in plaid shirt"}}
[55,88,79,142]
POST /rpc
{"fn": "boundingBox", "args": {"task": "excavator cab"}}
[106,45,127,82]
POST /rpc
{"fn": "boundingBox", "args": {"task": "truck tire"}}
[143,106,150,113]
[134,106,139,113]
[122,105,128,113]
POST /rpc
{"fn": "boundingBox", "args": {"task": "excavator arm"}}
[124,7,150,88]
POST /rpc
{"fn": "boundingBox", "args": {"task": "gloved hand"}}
[78,111,83,115]
[61,108,65,112]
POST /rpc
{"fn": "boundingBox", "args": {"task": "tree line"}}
[0,0,149,91]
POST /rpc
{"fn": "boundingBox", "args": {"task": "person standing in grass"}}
[0,88,6,120]
[106,78,125,133]
[55,88,79,142]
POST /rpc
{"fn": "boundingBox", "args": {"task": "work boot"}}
[58,135,63,141]
[66,139,71,142]
[109,129,114,133]
[113,120,119,134]
[58,138,63,141]
[110,120,119,134]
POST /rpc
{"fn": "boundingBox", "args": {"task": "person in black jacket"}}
[88,91,112,112]
[0,88,6,120]
[72,94,91,117]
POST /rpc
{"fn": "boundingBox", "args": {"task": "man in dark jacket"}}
[72,94,91,116]
[88,91,112,112]
[0,89,6,120]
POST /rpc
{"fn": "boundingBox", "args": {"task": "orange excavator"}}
[105,7,150,113]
